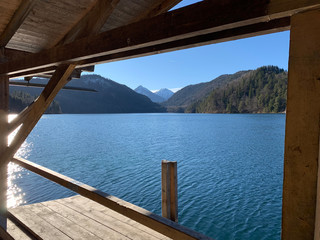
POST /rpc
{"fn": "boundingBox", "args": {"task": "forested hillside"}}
[9,91,61,114]
[163,71,250,112]
[10,74,166,114]
[186,66,287,113]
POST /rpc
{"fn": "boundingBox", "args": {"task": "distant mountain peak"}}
[134,85,165,103]
[10,74,166,114]
[135,85,149,91]
[154,88,174,101]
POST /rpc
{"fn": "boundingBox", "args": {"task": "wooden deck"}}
[8,195,172,240]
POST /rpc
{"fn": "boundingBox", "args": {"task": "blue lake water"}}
[9,113,285,240]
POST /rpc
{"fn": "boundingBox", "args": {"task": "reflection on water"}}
[6,114,285,239]
[7,163,26,208]
[7,114,32,208]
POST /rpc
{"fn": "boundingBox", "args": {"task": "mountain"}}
[9,90,61,114]
[163,71,250,112]
[186,66,287,113]
[154,88,174,101]
[10,74,166,114]
[134,85,165,103]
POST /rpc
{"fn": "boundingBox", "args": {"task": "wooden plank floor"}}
[8,195,171,240]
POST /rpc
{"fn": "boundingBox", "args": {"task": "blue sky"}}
[94,0,290,92]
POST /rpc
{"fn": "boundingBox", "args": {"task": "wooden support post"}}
[161,160,178,222]
[12,157,210,240]
[281,9,320,240]
[0,75,8,230]
[0,64,75,166]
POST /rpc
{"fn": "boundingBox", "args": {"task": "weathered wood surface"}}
[3,64,75,165]
[0,221,15,240]
[6,219,34,240]
[8,195,173,240]
[5,0,169,52]
[0,0,37,47]
[2,0,319,77]
[0,75,9,230]
[57,0,120,46]
[281,9,320,240]
[162,160,178,222]
[11,157,212,240]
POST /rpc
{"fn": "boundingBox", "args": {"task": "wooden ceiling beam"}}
[1,0,319,77]
[76,17,290,68]
[57,0,120,46]
[0,0,37,47]
[8,64,96,79]
[6,17,290,79]
[54,0,120,79]
[135,0,183,22]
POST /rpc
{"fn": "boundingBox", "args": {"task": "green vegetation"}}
[163,71,249,111]
[10,74,166,114]
[185,66,287,113]
[9,91,62,114]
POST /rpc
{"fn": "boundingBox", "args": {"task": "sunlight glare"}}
[7,162,26,208]
[7,114,32,208]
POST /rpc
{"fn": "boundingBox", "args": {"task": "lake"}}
[9,113,285,240]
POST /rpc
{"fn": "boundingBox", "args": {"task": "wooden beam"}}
[8,65,95,79]
[2,65,75,165]
[7,102,30,134]
[0,225,14,240]
[0,0,37,47]
[9,66,57,79]
[281,9,320,240]
[58,0,120,46]
[2,0,311,77]
[8,81,97,92]
[11,157,211,240]
[135,0,183,21]
[6,17,290,79]
[0,48,31,63]
[0,75,9,231]
[78,17,290,68]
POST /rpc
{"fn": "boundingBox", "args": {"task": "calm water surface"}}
[9,113,285,240]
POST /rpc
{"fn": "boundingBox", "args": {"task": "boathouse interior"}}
[0,0,319,239]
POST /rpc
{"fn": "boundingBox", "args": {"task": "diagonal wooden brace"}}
[3,64,76,165]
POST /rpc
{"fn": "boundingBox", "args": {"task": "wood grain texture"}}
[2,0,315,77]
[8,195,173,240]
[11,157,213,240]
[281,9,320,240]
[6,17,290,79]
[9,207,72,240]
[0,65,75,168]
[0,0,37,47]
[7,218,34,240]
[59,196,171,240]
[57,0,120,46]
[0,75,9,231]
[161,160,178,222]
[0,0,21,35]
[6,0,97,52]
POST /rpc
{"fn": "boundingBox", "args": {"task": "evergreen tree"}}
[187,66,287,113]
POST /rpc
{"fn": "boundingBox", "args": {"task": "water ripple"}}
[10,113,285,240]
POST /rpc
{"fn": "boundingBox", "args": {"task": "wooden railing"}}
[10,157,212,240]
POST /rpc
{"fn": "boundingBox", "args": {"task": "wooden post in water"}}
[0,75,8,230]
[161,160,178,222]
